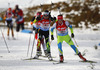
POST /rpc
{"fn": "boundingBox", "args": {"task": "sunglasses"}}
[44,15,49,17]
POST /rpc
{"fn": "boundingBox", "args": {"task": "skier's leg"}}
[16,23,20,32]
[7,28,9,37]
[44,31,52,60]
[65,35,86,61]
[45,32,50,53]
[21,22,24,30]
[36,38,42,56]
[16,23,20,39]
[34,30,42,58]
[41,38,47,50]
[6,21,10,39]
[57,36,64,62]
[10,20,14,38]
[11,29,14,37]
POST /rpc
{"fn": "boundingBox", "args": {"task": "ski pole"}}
[49,40,53,45]
[40,4,43,12]
[27,33,31,57]
[30,31,36,58]
[8,3,10,8]
[73,38,79,47]
[0,29,10,53]
[50,1,54,16]
[58,7,61,14]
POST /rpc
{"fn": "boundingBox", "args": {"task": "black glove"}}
[51,35,54,40]
[71,33,74,38]
[53,17,56,21]
[31,16,35,21]
[33,26,36,30]
[36,16,41,20]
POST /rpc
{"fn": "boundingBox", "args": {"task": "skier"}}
[4,8,15,39]
[51,14,87,62]
[30,12,47,58]
[36,10,54,60]
[12,5,24,32]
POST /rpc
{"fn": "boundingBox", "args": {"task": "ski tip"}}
[53,61,66,65]
[80,60,97,63]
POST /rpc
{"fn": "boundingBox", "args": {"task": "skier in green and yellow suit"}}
[51,14,87,62]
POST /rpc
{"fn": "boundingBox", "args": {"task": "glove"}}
[71,33,74,38]
[36,16,41,20]
[51,35,54,40]
[53,17,56,21]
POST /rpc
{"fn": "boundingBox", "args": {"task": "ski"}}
[22,58,43,60]
[7,37,16,40]
[53,61,67,65]
[79,60,97,63]
[40,55,56,58]
[22,56,57,62]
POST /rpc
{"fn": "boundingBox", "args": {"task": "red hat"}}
[57,15,63,20]
[37,12,41,16]
[8,8,11,11]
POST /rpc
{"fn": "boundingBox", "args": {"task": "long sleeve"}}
[51,23,56,35]
[65,21,73,34]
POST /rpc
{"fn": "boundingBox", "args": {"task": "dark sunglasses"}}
[44,15,49,17]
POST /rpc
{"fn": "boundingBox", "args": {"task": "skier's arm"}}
[51,23,56,40]
[51,23,56,35]
[30,16,35,25]
[69,25,73,34]
[65,21,73,34]
[65,21,74,38]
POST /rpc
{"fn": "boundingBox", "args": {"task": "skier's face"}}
[58,19,63,24]
[43,15,49,19]
[8,10,11,13]
[16,9,19,13]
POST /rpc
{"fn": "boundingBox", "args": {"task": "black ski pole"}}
[50,1,54,15]
[40,4,43,12]
[58,7,61,14]
[1,29,10,53]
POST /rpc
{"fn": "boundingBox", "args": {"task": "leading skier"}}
[51,14,87,62]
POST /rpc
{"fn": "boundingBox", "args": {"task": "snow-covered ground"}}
[0,27,100,70]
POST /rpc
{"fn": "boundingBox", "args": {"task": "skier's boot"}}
[34,54,39,59]
[47,53,53,61]
[44,50,48,57]
[78,52,87,61]
[34,51,42,59]
[37,51,42,56]
[59,55,64,63]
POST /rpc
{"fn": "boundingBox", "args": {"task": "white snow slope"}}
[0,0,67,8]
[0,27,100,70]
